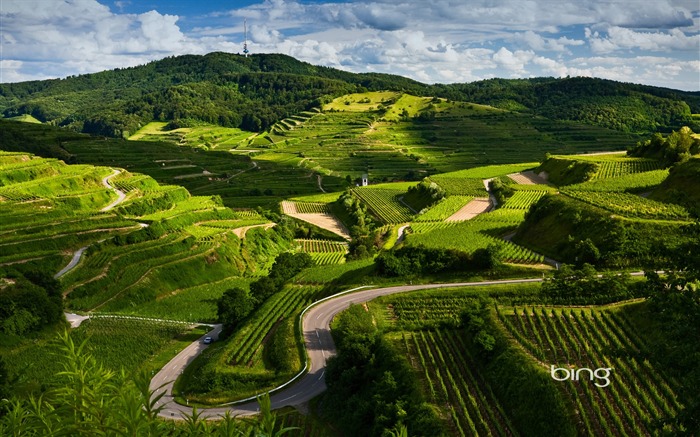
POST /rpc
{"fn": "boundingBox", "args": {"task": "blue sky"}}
[1,0,699,90]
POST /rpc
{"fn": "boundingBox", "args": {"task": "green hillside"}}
[1,53,697,138]
[650,157,700,214]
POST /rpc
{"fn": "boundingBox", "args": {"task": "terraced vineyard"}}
[591,159,663,179]
[561,190,690,220]
[399,329,518,436]
[497,306,682,436]
[565,170,669,192]
[296,239,348,265]
[352,187,414,223]
[181,285,327,403]
[501,190,549,210]
[408,213,545,264]
[415,196,473,221]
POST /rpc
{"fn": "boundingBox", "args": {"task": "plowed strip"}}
[507,170,548,185]
[445,198,491,222]
[282,201,350,239]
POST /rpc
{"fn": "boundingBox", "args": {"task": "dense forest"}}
[1,52,698,137]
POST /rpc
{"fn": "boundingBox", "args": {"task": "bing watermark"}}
[551,365,612,388]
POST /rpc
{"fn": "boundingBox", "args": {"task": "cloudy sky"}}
[1,0,699,90]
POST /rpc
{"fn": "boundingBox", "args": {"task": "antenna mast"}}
[243,19,249,57]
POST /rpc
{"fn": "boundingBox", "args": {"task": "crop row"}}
[566,170,669,193]
[592,160,662,179]
[352,188,414,224]
[496,306,682,436]
[227,285,322,366]
[292,202,330,214]
[296,239,348,253]
[407,220,544,264]
[562,190,690,220]
[501,190,548,210]
[309,252,346,265]
[402,329,516,436]
[428,177,487,197]
[415,196,472,222]
[111,174,161,192]
[66,235,209,310]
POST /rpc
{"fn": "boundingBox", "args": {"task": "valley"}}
[1,53,699,436]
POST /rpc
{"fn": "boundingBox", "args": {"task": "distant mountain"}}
[1,52,697,137]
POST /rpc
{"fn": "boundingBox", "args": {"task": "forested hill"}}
[437,77,700,133]
[0,52,697,137]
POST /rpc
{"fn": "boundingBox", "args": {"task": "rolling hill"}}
[1,52,698,138]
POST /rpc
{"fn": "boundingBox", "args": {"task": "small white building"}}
[361,173,368,186]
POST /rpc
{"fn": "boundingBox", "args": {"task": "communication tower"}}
[243,19,249,57]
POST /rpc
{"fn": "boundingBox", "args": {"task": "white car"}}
[203,336,213,344]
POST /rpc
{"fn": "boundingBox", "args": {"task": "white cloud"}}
[587,26,700,53]
[249,25,282,44]
[517,31,584,52]
[493,47,535,74]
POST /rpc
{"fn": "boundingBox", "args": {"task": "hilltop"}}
[1,52,698,137]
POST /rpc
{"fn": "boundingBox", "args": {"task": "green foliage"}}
[0,270,63,335]
[481,320,577,436]
[489,176,514,205]
[217,287,255,332]
[650,158,700,216]
[566,169,669,193]
[536,156,598,186]
[515,194,694,268]
[376,244,500,277]
[638,225,700,434]
[264,317,300,373]
[0,331,295,436]
[628,127,700,166]
[324,304,443,436]
[352,187,414,224]
[444,76,697,132]
[460,298,496,354]
[561,189,691,220]
[335,191,378,260]
[403,179,445,212]
[541,264,633,304]
[414,196,472,221]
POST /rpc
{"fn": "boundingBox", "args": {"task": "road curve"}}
[54,246,89,279]
[101,169,126,212]
[150,277,546,419]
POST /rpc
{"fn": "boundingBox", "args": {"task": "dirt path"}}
[316,174,326,193]
[233,223,276,239]
[396,224,410,244]
[101,169,126,212]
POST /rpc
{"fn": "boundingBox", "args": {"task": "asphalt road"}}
[100,169,126,212]
[54,246,89,279]
[150,277,546,419]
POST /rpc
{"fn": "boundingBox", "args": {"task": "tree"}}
[217,287,254,331]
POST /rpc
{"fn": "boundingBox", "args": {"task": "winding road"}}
[150,278,548,419]
[100,169,126,212]
[54,246,89,279]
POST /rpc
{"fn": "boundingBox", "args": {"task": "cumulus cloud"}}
[493,47,535,74]
[1,0,230,79]
[1,0,698,90]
